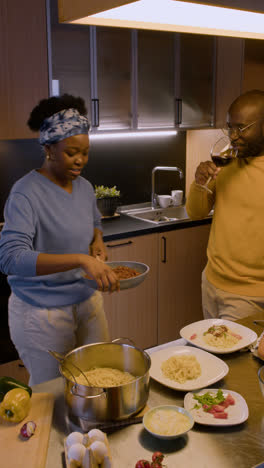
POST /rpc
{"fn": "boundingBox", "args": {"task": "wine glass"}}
[197,136,238,194]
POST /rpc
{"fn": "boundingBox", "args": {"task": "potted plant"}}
[95,185,121,217]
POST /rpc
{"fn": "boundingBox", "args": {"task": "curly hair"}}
[27,94,88,131]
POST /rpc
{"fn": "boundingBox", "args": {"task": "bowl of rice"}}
[106,261,149,290]
[143,405,194,439]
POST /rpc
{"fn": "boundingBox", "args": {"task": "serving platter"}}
[147,345,229,391]
[184,388,249,426]
[180,319,258,354]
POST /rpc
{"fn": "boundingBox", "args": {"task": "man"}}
[186,90,264,320]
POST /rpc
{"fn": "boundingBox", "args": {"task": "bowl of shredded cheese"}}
[143,405,194,439]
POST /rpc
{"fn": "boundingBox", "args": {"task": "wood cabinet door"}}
[0,0,49,139]
[158,224,211,344]
[103,233,158,349]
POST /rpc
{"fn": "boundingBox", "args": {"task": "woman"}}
[0,94,119,385]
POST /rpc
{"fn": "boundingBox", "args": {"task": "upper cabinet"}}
[176,34,216,128]
[214,37,244,128]
[0,0,49,140]
[137,30,175,129]
[49,1,217,132]
[0,0,251,140]
[95,27,132,130]
[243,38,264,93]
[50,1,92,120]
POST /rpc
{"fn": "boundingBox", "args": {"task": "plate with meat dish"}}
[147,345,229,392]
[106,261,149,290]
[184,388,249,426]
[180,319,258,354]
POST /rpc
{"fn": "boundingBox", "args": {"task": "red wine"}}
[211,155,234,167]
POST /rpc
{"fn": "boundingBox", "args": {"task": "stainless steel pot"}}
[59,340,151,427]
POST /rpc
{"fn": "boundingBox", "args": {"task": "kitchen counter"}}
[102,210,212,242]
[33,317,264,468]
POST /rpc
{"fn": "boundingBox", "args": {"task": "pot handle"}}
[111,337,135,346]
[70,385,106,399]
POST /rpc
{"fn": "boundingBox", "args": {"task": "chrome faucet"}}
[151,166,184,209]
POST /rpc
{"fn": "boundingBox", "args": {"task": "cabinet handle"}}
[106,241,133,248]
[161,236,167,263]
[175,98,182,125]
[92,98,100,127]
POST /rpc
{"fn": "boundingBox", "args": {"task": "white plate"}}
[148,345,229,391]
[251,331,264,361]
[184,388,249,426]
[180,319,258,354]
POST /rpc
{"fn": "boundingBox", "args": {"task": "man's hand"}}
[195,161,221,186]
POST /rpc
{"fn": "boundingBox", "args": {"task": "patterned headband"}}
[39,108,89,145]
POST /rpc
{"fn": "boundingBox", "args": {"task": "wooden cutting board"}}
[0,392,54,468]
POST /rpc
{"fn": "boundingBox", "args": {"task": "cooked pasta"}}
[203,325,242,348]
[75,367,135,387]
[161,355,201,383]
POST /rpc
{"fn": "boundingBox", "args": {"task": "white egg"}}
[66,431,84,449]
[68,442,86,464]
[87,428,106,443]
[82,433,90,447]
[90,440,108,464]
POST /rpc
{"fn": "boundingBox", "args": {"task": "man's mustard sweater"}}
[186,155,264,297]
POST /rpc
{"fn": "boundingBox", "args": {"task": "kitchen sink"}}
[121,205,189,225]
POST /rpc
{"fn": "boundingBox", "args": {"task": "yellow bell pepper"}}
[0,388,31,423]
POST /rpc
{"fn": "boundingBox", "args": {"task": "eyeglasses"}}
[222,118,263,137]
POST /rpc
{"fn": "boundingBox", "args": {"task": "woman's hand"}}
[81,255,120,293]
[90,237,108,261]
[90,228,108,261]
[195,161,220,186]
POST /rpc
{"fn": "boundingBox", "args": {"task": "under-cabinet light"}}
[62,0,264,40]
[90,130,178,140]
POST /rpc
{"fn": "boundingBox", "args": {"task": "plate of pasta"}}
[180,319,258,354]
[148,345,229,391]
